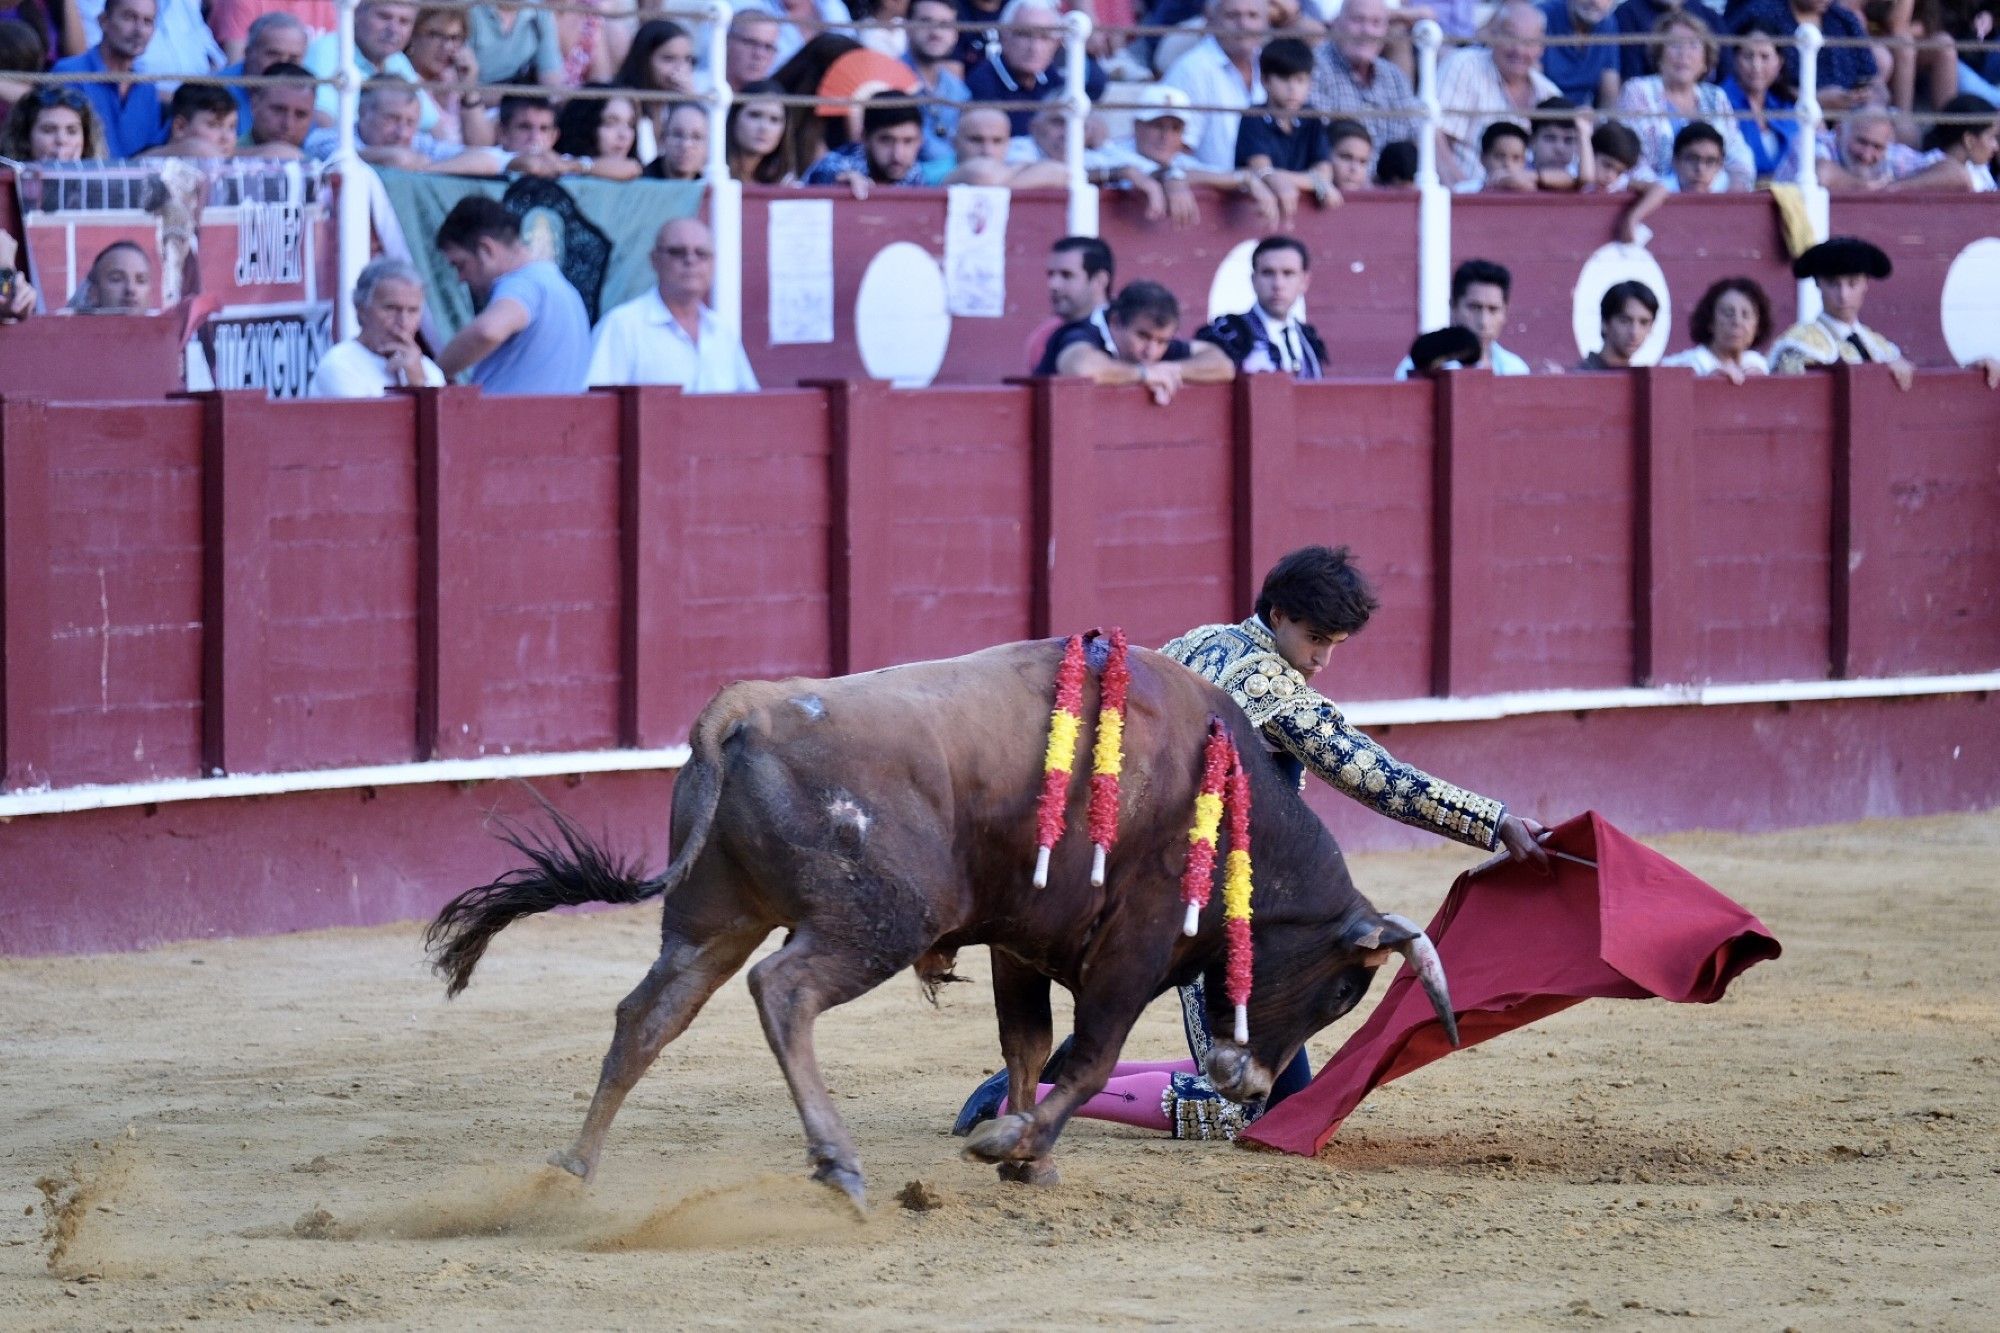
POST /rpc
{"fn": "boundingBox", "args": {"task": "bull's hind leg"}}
[747,926,921,1210]
[552,920,767,1181]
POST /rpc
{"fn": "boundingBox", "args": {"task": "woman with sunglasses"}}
[0,86,110,161]
[407,6,496,148]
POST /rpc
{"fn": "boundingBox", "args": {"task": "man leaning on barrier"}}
[1044,279,1236,406]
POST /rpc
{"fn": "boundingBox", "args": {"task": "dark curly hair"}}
[1256,546,1380,638]
[1688,276,1773,351]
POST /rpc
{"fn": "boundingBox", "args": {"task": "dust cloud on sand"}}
[2,813,1996,1328]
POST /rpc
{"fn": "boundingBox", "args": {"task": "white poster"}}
[766,197,834,344]
[943,185,1010,319]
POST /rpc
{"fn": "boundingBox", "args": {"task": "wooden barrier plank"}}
[1635,367,1700,686]
[1832,362,1900,680]
[1031,377,1099,637]
[200,391,273,776]
[818,380,897,675]
[1431,370,1499,697]
[619,385,687,749]
[0,398,51,790]
[416,385,485,760]
[1233,372,1299,615]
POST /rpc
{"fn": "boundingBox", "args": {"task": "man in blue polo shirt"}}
[53,0,165,159]
[1540,0,1620,106]
[964,0,1105,136]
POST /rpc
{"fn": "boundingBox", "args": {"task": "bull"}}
[424,638,1455,1207]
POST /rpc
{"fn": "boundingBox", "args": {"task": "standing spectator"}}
[309,258,445,397]
[434,196,591,395]
[1434,1,1560,186]
[1607,0,1709,83]
[905,0,968,167]
[53,0,163,159]
[646,100,709,179]
[1325,118,1374,192]
[802,92,927,191]
[726,80,792,182]
[1721,19,1799,182]
[1661,275,1772,381]
[238,61,314,159]
[1727,0,1882,111]
[588,218,758,392]
[1309,0,1421,152]
[1577,279,1657,367]
[1029,234,1114,374]
[1540,0,1620,106]
[1196,234,1329,378]
[305,2,432,130]
[1236,36,1339,208]
[553,86,644,178]
[964,0,1106,136]
[1162,0,1270,172]
[407,6,494,149]
[1899,92,1997,189]
[1396,259,1531,376]
[67,239,150,311]
[727,9,784,89]
[1045,279,1236,405]
[215,12,305,128]
[468,1,565,87]
[1615,12,1754,189]
[0,86,108,160]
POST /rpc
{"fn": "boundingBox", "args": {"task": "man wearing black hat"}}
[1769,236,1914,388]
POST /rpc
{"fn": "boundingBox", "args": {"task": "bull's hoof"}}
[811,1159,868,1212]
[961,1110,1036,1163]
[996,1158,1061,1187]
[547,1149,591,1181]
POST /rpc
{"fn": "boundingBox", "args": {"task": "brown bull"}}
[425,638,1455,1207]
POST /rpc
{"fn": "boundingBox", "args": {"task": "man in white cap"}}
[1098,84,1280,226]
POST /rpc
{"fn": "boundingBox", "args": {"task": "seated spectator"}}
[434,195,591,394]
[1405,324,1482,375]
[754,0,857,71]
[1237,37,1340,209]
[468,0,565,88]
[305,2,433,130]
[1663,120,1729,191]
[1816,105,1925,189]
[1163,0,1271,172]
[205,1,338,61]
[1769,236,1915,385]
[1721,19,1799,182]
[1615,12,1753,189]
[1374,137,1418,186]
[0,86,108,161]
[1661,275,1771,381]
[1029,234,1114,374]
[552,86,645,180]
[1435,0,1561,186]
[1589,118,1646,186]
[1325,118,1374,192]
[217,12,306,128]
[407,6,493,149]
[1196,234,1328,378]
[1520,95,1597,188]
[305,82,461,168]
[802,91,926,193]
[613,19,697,155]
[1469,121,1535,190]
[726,9,784,91]
[436,93,635,178]
[1045,278,1236,405]
[1396,259,1530,376]
[1898,92,1997,190]
[1098,84,1282,225]
[1540,0,1620,107]
[933,105,1068,185]
[588,218,758,392]
[1608,0,1709,83]
[964,0,1106,136]
[1577,278,1657,367]
[239,62,314,159]
[309,258,444,397]
[1728,0,1882,112]
[0,11,48,89]
[0,231,33,323]
[854,0,911,58]
[726,80,793,182]
[1309,0,1422,150]
[1858,0,1960,121]
[903,0,966,167]
[53,0,164,159]
[645,100,709,180]
[67,239,150,312]
[139,84,237,159]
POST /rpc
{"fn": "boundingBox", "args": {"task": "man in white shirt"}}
[1160,0,1269,172]
[1395,259,1532,377]
[308,258,445,398]
[587,218,759,393]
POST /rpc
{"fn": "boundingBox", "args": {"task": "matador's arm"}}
[1262,700,1506,850]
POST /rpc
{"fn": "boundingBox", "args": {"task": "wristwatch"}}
[1158,164,1187,183]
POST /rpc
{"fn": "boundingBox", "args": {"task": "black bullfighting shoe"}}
[951,1067,1011,1137]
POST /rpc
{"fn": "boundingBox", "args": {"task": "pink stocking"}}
[1005,1064,1195,1133]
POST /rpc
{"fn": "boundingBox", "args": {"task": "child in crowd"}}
[1235,38,1339,207]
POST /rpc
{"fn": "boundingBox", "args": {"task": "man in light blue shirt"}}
[1394,258,1533,377]
[434,197,592,395]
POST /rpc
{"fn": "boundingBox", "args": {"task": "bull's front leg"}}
[987,953,1058,1186]
[962,983,1149,1176]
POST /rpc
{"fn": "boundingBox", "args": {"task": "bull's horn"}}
[1381,912,1459,1048]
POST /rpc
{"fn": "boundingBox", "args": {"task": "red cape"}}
[1242,812,1782,1157]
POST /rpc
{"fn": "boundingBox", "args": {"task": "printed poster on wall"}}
[766,197,833,344]
[943,185,1009,319]
[10,159,339,397]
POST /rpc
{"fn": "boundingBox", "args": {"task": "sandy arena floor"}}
[1,812,1995,1330]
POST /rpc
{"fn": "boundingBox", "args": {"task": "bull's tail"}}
[424,691,750,998]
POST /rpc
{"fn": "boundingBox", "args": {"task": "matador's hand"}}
[1498,813,1551,874]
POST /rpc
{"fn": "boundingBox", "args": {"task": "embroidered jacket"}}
[1161,617,1506,850]
[1769,314,1900,375]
